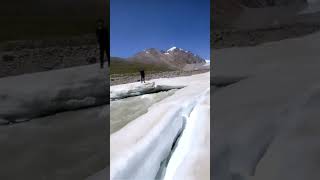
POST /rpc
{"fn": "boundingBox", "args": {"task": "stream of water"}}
[110,90,177,134]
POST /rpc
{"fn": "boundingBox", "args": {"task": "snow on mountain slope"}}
[166,47,188,53]
[110,72,210,180]
[167,47,178,51]
[212,31,320,179]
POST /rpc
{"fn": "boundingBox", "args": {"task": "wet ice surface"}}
[110,89,177,134]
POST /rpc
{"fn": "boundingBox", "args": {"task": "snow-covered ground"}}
[110,82,183,100]
[0,64,108,124]
[0,64,108,179]
[110,72,210,180]
[212,31,320,179]
[0,102,108,179]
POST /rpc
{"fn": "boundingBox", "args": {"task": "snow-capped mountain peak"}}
[167,47,189,53]
[167,47,178,52]
[130,47,207,69]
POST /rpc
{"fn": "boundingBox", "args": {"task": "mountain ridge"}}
[127,47,206,69]
[111,47,208,73]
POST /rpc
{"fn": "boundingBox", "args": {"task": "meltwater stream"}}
[110,89,177,134]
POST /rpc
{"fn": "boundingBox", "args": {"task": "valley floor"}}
[110,69,209,86]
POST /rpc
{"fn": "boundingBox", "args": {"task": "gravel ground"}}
[212,23,320,49]
[110,69,210,86]
[212,9,320,49]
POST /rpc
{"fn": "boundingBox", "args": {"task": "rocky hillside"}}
[240,0,307,8]
[129,47,206,69]
[212,0,320,49]
[0,34,103,78]
[213,0,307,29]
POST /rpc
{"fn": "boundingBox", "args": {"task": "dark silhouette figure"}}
[140,69,145,83]
[96,19,109,68]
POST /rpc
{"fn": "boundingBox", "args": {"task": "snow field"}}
[110,73,210,180]
[212,30,320,179]
[164,89,210,180]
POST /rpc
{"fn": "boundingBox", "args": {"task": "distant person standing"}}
[96,19,109,68]
[140,69,145,83]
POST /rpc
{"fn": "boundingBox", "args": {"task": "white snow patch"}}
[110,82,184,100]
[167,47,177,51]
[203,59,210,67]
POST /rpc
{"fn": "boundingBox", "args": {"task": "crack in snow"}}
[155,104,196,180]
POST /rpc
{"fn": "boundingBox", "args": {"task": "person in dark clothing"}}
[140,69,145,83]
[96,19,110,68]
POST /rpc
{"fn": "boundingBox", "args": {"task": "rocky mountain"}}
[128,47,206,69]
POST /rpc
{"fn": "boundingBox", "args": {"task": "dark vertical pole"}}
[106,1,111,178]
[107,0,110,67]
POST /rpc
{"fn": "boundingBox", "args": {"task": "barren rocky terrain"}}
[0,34,103,78]
[110,69,209,86]
[211,0,320,50]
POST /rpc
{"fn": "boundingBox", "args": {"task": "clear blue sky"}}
[111,0,210,59]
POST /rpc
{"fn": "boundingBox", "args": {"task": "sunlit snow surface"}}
[110,82,184,100]
[110,73,210,180]
[0,64,108,123]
